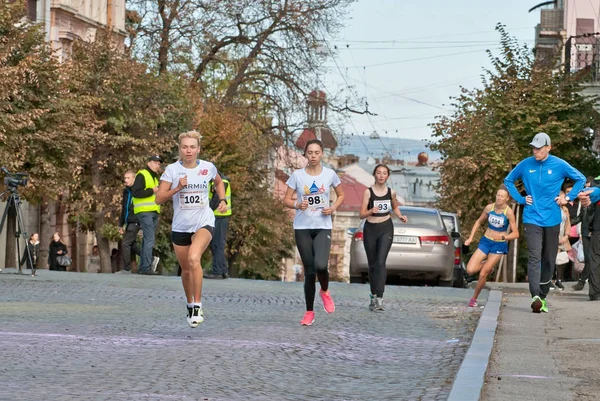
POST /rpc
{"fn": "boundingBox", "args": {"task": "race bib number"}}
[303,193,327,209]
[179,191,207,210]
[488,215,505,229]
[373,200,391,213]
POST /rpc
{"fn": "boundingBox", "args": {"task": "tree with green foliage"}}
[61,33,197,272]
[0,3,91,266]
[430,25,600,235]
[196,105,295,278]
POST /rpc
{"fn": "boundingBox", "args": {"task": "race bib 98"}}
[303,193,327,209]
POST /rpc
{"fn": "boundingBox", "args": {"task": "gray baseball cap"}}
[529,132,551,148]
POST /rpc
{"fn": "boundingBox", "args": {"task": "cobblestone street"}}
[0,271,483,401]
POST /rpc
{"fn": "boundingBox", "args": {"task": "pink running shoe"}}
[468,298,478,307]
[300,311,315,326]
[320,289,335,313]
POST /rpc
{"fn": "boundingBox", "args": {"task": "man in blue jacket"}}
[504,132,585,313]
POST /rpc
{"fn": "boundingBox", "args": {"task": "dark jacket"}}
[585,178,600,234]
[131,167,160,199]
[119,186,138,226]
[21,241,40,269]
[48,240,68,270]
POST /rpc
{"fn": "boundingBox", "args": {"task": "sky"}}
[322,0,542,142]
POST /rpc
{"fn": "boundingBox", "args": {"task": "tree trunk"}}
[90,157,112,274]
[94,227,112,273]
[39,198,55,269]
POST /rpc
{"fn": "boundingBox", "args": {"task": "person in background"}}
[20,232,40,276]
[87,245,101,273]
[47,232,68,272]
[504,132,585,313]
[573,176,594,291]
[205,172,232,279]
[118,170,141,273]
[132,156,163,275]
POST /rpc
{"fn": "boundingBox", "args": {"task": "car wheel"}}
[438,278,453,287]
[452,269,466,288]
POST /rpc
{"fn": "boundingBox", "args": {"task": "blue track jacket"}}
[504,155,585,227]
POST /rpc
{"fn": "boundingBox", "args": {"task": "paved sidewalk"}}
[0,269,483,401]
[481,282,600,401]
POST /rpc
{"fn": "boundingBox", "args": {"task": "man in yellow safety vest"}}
[205,173,232,279]
[132,155,162,275]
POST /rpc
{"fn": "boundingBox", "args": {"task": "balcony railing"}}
[565,34,600,82]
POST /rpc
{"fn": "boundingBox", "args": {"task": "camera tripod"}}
[0,188,35,276]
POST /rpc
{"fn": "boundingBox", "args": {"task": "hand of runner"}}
[525,195,533,205]
[465,238,472,246]
[296,200,308,211]
[398,215,407,223]
[216,201,227,214]
[177,175,188,190]
[321,207,335,215]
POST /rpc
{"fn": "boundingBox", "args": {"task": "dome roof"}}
[308,90,327,99]
[295,128,337,151]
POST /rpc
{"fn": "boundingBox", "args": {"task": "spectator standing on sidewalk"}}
[132,156,163,275]
[573,176,594,291]
[204,173,232,280]
[20,233,40,275]
[87,245,101,273]
[504,132,585,313]
[577,181,600,301]
[47,232,68,272]
[553,194,571,290]
[118,170,141,273]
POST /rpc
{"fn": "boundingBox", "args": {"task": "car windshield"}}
[396,209,442,229]
[442,215,455,233]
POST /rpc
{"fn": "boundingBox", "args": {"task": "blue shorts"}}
[478,236,508,255]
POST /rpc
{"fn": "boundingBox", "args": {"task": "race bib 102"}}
[179,191,207,210]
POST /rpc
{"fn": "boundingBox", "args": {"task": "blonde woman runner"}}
[156,131,227,327]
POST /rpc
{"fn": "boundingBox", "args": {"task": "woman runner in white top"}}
[283,139,345,326]
[156,131,228,328]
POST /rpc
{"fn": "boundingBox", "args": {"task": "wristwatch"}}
[219,199,228,205]
[565,195,571,202]
[501,235,506,241]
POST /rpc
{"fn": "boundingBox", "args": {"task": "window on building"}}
[27,0,37,21]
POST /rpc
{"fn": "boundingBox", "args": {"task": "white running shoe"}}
[186,306,195,328]
[188,305,204,328]
[151,256,160,272]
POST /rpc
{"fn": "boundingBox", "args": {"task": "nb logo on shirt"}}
[198,169,209,176]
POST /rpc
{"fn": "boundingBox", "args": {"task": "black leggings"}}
[363,219,394,297]
[295,229,332,311]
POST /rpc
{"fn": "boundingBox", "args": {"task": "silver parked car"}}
[349,206,459,286]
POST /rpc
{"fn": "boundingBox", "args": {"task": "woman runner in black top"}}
[359,164,407,311]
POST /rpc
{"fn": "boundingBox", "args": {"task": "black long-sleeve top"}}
[119,186,139,226]
[131,167,160,199]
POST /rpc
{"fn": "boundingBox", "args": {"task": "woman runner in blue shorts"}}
[465,186,519,307]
